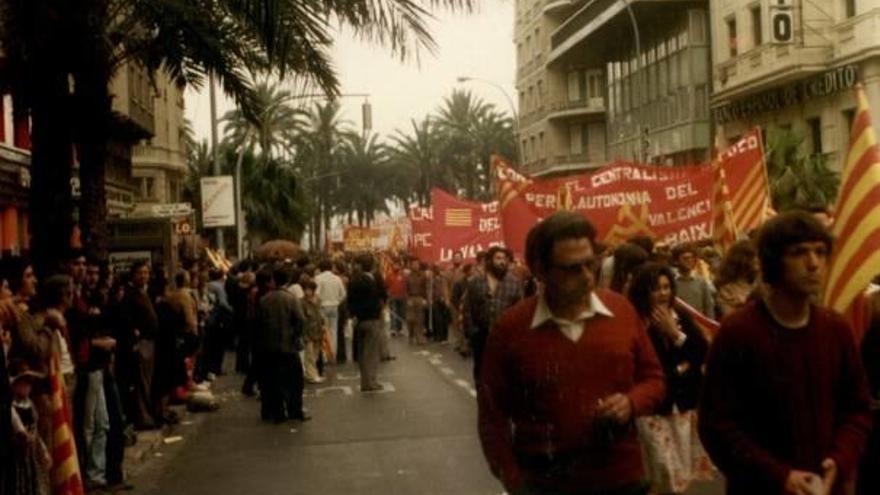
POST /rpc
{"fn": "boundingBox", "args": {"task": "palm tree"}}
[0,0,473,272]
[389,117,451,206]
[222,81,306,162]
[336,132,395,226]
[294,101,353,250]
[765,126,840,211]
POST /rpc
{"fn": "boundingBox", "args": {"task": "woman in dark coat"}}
[628,262,708,414]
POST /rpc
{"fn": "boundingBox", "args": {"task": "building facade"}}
[711,0,878,172]
[514,0,712,176]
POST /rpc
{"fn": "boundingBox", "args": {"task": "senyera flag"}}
[49,354,85,495]
[717,129,773,236]
[824,84,880,325]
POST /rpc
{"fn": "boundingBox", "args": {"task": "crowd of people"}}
[2,207,879,495]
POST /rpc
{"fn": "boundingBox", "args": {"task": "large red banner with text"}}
[431,189,504,263]
[495,158,716,256]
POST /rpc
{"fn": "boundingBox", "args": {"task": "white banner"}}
[200,176,235,227]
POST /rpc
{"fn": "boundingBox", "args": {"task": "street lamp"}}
[456,76,523,166]
[619,0,647,163]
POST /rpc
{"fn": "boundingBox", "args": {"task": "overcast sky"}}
[185,0,516,144]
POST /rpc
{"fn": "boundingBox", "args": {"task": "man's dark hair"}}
[129,260,149,275]
[485,246,513,265]
[40,274,72,308]
[758,210,833,287]
[525,211,597,275]
[628,235,654,255]
[356,253,375,273]
[256,268,273,294]
[302,280,317,291]
[209,269,223,281]
[174,270,189,289]
[272,266,290,288]
[475,251,486,264]
[628,262,677,318]
[610,243,649,293]
[671,242,697,261]
[0,257,31,294]
[318,260,332,272]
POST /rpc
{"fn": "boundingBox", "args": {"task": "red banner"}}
[717,129,772,234]
[408,204,435,262]
[495,157,716,256]
[431,189,504,263]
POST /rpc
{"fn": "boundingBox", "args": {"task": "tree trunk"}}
[72,0,115,263]
[30,72,75,276]
[74,70,113,263]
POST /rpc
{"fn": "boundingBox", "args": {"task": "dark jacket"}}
[647,308,708,414]
[348,272,387,321]
[256,289,304,355]
[123,286,159,341]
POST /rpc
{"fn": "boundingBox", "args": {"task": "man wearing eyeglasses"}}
[478,211,665,495]
[463,245,523,383]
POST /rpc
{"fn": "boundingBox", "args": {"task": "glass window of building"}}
[569,123,583,155]
[751,5,763,47]
[845,0,857,18]
[690,10,706,44]
[727,16,738,57]
[539,132,545,158]
[568,71,581,102]
[807,117,823,155]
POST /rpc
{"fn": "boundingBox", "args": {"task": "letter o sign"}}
[771,11,793,43]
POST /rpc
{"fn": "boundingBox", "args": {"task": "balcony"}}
[546,97,606,120]
[834,10,880,62]
[713,38,832,101]
[532,152,601,176]
[132,145,187,171]
[543,0,577,19]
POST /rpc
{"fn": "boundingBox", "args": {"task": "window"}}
[807,117,823,155]
[751,5,763,47]
[727,16,738,57]
[845,0,857,18]
[842,108,856,146]
[537,80,544,109]
[570,124,583,155]
[522,139,528,161]
[539,132,545,158]
[526,36,532,59]
[568,71,581,102]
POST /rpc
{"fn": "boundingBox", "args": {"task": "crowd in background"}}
[2,207,879,495]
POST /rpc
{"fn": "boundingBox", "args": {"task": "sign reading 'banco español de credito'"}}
[714,65,860,124]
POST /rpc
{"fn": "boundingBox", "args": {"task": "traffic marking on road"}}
[440,367,454,375]
[315,385,354,397]
[336,372,361,381]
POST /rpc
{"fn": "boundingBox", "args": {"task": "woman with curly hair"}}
[714,240,760,318]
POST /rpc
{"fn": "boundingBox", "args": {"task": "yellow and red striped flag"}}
[49,354,85,495]
[823,84,880,314]
[719,129,773,235]
[712,160,740,252]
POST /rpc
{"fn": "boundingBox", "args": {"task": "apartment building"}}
[128,71,189,216]
[712,0,878,171]
[515,0,711,176]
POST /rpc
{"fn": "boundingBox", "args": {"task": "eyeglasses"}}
[551,258,596,274]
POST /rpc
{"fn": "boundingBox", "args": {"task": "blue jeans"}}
[83,370,110,484]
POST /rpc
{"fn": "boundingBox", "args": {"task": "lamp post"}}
[619,0,647,163]
[456,76,523,166]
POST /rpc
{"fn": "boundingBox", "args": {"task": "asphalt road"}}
[130,336,723,495]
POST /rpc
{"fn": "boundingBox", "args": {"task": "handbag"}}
[636,409,715,493]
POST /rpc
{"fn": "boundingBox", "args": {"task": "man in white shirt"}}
[314,260,346,361]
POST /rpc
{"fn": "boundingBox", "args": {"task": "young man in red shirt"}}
[699,211,873,495]
[478,212,665,495]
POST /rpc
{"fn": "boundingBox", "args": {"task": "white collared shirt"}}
[530,292,614,342]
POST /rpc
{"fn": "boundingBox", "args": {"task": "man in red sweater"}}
[698,211,873,495]
[478,212,665,495]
